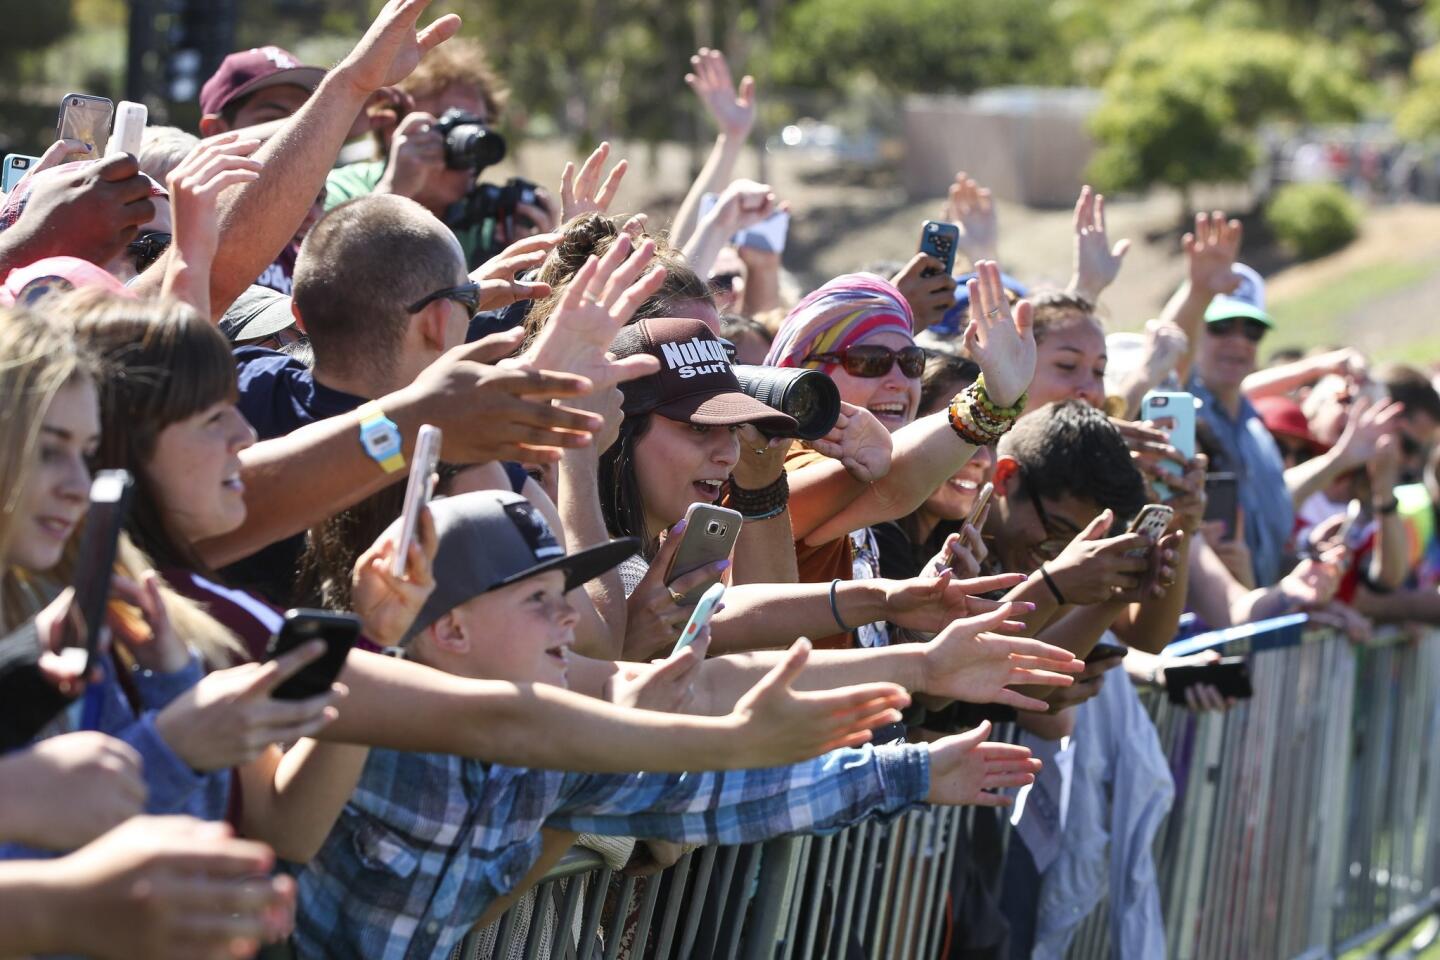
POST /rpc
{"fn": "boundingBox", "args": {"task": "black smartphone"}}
[265,609,361,701]
[63,470,134,672]
[1203,472,1239,542]
[919,220,960,277]
[1085,640,1128,665]
[1165,657,1253,705]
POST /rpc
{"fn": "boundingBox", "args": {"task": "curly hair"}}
[398,38,508,121]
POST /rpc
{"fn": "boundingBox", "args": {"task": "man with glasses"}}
[227,193,479,601]
[1185,267,1294,585]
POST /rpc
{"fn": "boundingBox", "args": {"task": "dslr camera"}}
[435,108,507,170]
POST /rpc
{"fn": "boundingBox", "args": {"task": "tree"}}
[1087,22,1367,212]
[768,0,1071,94]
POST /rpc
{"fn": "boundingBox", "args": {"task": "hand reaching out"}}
[885,570,1029,633]
[163,132,264,315]
[0,732,145,850]
[560,142,628,223]
[964,260,1036,408]
[729,638,911,761]
[685,48,757,141]
[516,233,665,389]
[351,505,438,647]
[334,0,462,97]
[1067,185,1130,306]
[1183,211,1244,298]
[804,401,893,483]
[611,627,710,713]
[924,720,1040,807]
[942,172,998,265]
[1332,396,1405,471]
[709,178,787,234]
[469,231,561,312]
[919,603,1084,711]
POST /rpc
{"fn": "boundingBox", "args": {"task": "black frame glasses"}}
[127,231,172,274]
[1206,317,1267,343]
[407,282,482,317]
[1021,471,1082,561]
[805,344,926,379]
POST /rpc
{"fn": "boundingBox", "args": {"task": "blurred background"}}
[9,0,1440,360]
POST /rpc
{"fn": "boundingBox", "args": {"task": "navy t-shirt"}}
[234,347,367,442]
[227,348,368,604]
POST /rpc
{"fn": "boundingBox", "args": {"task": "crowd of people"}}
[1,1,1437,957]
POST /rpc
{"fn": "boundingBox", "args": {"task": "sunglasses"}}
[407,282,482,317]
[806,344,926,379]
[127,231,172,273]
[1206,317,1267,342]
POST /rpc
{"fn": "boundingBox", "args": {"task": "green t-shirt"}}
[323,160,490,266]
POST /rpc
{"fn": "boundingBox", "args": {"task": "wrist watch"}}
[357,401,406,474]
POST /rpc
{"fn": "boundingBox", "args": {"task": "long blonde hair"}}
[0,302,242,666]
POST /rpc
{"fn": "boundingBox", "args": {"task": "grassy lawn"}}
[1340,915,1440,959]
[1266,259,1436,359]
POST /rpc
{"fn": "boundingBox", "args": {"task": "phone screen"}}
[65,470,134,670]
[57,95,113,163]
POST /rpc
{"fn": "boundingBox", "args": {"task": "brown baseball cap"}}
[200,46,325,117]
[613,318,797,432]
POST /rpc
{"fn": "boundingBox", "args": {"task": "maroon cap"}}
[1254,395,1328,454]
[200,46,325,117]
[614,318,797,432]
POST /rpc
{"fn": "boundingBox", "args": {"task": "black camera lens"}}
[733,365,842,441]
[436,109,507,170]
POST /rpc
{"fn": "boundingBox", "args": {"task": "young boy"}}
[294,491,1039,959]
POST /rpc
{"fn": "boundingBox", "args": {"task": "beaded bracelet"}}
[947,375,1026,445]
[721,471,790,520]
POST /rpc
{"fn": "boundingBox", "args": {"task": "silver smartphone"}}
[664,503,742,605]
[391,425,442,578]
[56,94,113,163]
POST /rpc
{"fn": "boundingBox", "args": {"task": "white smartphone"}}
[391,425,442,578]
[56,94,113,163]
[106,101,148,158]
[673,582,725,656]
[1127,503,1175,544]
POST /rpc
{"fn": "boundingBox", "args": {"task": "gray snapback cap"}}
[397,490,638,645]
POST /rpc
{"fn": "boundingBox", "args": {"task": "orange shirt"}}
[784,448,855,649]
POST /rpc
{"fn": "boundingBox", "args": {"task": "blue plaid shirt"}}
[294,743,929,959]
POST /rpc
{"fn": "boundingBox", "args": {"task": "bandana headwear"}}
[764,274,914,372]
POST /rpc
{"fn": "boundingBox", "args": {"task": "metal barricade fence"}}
[457,617,1440,960]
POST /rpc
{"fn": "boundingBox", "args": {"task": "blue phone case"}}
[673,582,725,656]
[1140,392,1196,502]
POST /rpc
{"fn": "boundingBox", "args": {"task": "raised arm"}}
[133,0,462,318]
[1165,212,1243,384]
[671,48,757,248]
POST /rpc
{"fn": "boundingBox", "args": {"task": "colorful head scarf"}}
[763,274,914,372]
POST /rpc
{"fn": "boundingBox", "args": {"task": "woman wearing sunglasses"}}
[763,263,1036,648]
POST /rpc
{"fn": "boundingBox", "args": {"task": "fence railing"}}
[456,616,1440,960]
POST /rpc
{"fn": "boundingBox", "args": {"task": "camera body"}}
[435,108,507,170]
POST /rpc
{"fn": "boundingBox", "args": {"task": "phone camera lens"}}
[706,521,725,536]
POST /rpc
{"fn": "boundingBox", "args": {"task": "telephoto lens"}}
[436,108,507,170]
[733,366,842,440]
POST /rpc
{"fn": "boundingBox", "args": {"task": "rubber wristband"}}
[1040,565,1067,606]
[1376,499,1399,516]
[828,578,852,632]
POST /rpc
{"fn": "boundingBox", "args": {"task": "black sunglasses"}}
[1206,317,1267,343]
[128,231,172,273]
[806,344,926,379]
[406,282,482,317]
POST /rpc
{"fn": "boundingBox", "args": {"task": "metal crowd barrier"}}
[456,616,1440,960]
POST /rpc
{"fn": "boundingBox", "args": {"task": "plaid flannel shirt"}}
[294,743,930,959]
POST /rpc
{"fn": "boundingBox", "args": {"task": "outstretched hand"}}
[925,720,1040,807]
[686,47,756,140]
[964,260,1036,408]
[516,233,664,389]
[919,603,1083,711]
[334,0,462,96]
[730,638,912,763]
[560,142,628,223]
[1068,185,1130,306]
[942,171,998,265]
[1183,211,1244,298]
[804,401,893,483]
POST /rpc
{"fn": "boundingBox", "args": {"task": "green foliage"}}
[1396,46,1440,140]
[769,0,1072,94]
[1264,182,1360,259]
[1087,23,1367,195]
